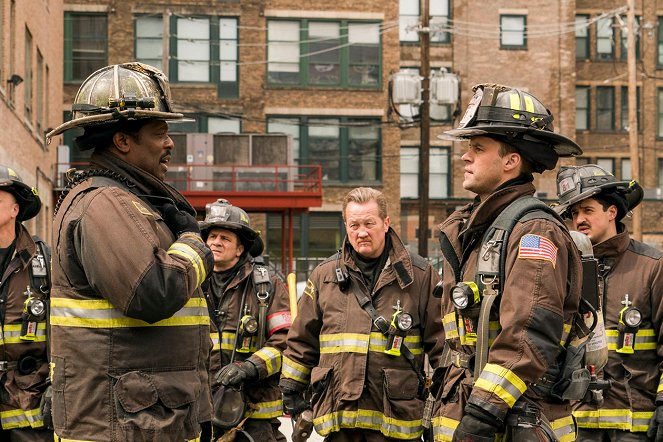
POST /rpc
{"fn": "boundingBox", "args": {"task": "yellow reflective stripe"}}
[474,363,527,408]
[510,93,521,111]
[282,355,311,383]
[320,333,369,354]
[50,297,209,328]
[658,374,663,393]
[574,409,653,431]
[551,415,576,442]
[368,332,423,355]
[313,409,422,439]
[56,434,200,442]
[560,323,572,346]
[1,322,47,344]
[442,312,458,338]
[167,242,206,287]
[432,415,459,442]
[524,95,534,113]
[605,329,656,351]
[0,407,43,429]
[211,332,220,351]
[249,399,283,419]
[253,346,282,376]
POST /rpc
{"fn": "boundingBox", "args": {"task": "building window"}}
[175,17,210,82]
[267,19,381,88]
[621,86,640,132]
[597,158,614,175]
[658,158,663,189]
[576,86,589,130]
[596,17,614,60]
[658,88,663,138]
[135,15,163,70]
[36,51,44,136]
[267,116,381,183]
[575,15,589,59]
[64,12,108,81]
[400,146,450,199]
[500,15,526,49]
[24,27,32,122]
[399,0,419,42]
[621,158,631,180]
[658,17,663,66]
[208,117,240,134]
[596,86,614,130]
[620,16,639,60]
[430,0,451,43]
[218,18,239,97]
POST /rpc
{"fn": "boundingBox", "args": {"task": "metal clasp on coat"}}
[481,238,502,261]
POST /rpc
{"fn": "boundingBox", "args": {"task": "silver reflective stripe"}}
[368,333,423,355]
[314,409,422,438]
[253,346,282,376]
[281,356,310,383]
[250,399,283,419]
[319,334,369,354]
[0,407,43,429]
[432,416,458,442]
[605,329,656,351]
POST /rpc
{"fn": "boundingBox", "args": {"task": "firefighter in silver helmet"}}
[433,84,584,442]
[555,165,663,442]
[0,165,51,441]
[46,63,213,441]
[199,199,290,442]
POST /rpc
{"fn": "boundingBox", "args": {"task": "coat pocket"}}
[113,370,200,441]
[50,356,67,431]
[310,366,333,421]
[382,368,423,437]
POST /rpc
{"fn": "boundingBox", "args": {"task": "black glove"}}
[216,361,258,387]
[160,203,200,236]
[648,405,663,442]
[282,391,310,419]
[452,404,503,442]
[39,385,53,430]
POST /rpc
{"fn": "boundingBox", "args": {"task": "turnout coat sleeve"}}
[468,217,582,421]
[651,255,663,404]
[70,186,212,323]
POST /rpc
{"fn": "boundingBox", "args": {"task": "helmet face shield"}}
[47,63,187,140]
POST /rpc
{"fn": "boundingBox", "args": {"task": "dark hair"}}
[75,119,153,151]
[497,140,534,175]
[594,193,628,221]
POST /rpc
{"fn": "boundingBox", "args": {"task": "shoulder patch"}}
[132,200,154,216]
[517,234,558,268]
[303,279,316,300]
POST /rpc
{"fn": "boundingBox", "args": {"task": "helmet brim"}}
[46,110,190,140]
[199,220,264,257]
[439,124,583,157]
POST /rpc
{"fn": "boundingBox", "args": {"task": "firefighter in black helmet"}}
[433,84,584,442]
[199,199,290,442]
[0,165,52,441]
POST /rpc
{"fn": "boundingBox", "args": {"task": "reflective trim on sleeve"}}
[313,409,423,439]
[0,407,43,429]
[442,312,458,339]
[1,323,47,344]
[211,332,220,351]
[253,346,282,377]
[551,415,576,442]
[248,399,284,419]
[266,311,291,336]
[573,409,653,432]
[50,297,209,328]
[605,329,656,351]
[432,415,459,442]
[167,242,207,287]
[281,355,311,383]
[473,363,527,408]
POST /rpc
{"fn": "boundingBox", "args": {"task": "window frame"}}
[266,18,382,89]
[576,86,590,131]
[620,15,640,61]
[620,85,640,133]
[399,0,420,43]
[596,16,614,61]
[400,145,450,199]
[430,0,451,44]
[596,86,615,131]
[575,14,589,60]
[500,14,527,50]
[64,12,108,82]
[658,17,663,67]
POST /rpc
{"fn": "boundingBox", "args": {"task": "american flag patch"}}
[517,234,558,267]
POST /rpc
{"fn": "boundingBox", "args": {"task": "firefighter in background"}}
[45,63,214,441]
[0,166,51,440]
[200,199,290,442]
[555,165,663,442]
[433,84,584,442]
[280,187,444,441]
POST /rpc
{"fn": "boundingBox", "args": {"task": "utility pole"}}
[627,0,642,240]
[418,0,431,257]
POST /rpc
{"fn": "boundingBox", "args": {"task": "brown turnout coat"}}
[432,182,582,442]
